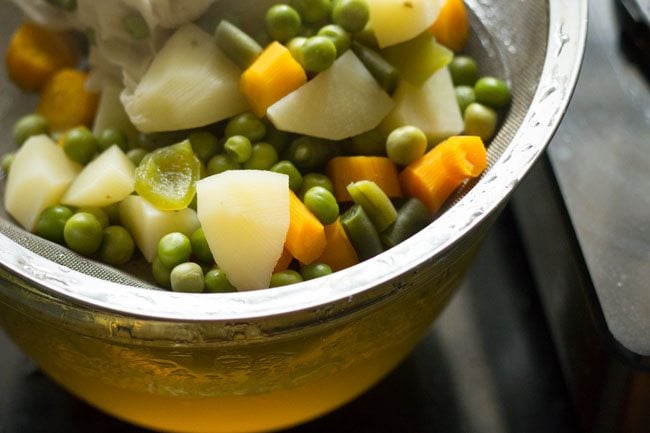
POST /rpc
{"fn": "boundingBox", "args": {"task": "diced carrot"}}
[316,218,359,271]
[285,190,327,264]
[326,156,403,202]
[273,247,294,273]
[37,68,99,132]
[239,41,307,118]
[428,0,469,53]
[399,135,487,214]
[5,22,80,91]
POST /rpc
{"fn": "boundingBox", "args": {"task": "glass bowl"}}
[0,1,587,432]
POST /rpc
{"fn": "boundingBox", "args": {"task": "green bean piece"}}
[77,206,109,229]
[157,232,192,269]
[188,131,219,163]
[346,180,397,232]
[448,55,479,86]
[474,76,511,108]
[332,0,369,33]
[455,85,476,114]
[299,35,337,72]
[204,268,237,293]
[386,125,427,166]
[271,160,303,192]
[215,20,263,70]
[45,0,76,12]
[12,113,49,145]
[62,126,98,165]
[350,41,399,94]
[291,0,332,24]
[152,257,171,288]
[300,262,333,280]
[97,128,128,152]
[340,204,383,261]
[284,136,338,170]
[100,225,135,265]
[380,198,430,248]
[266,4,302,42]
[303,186,339,225]
[317,24,351,56]
[243,142,279,170]
[464,102,498,141]
[300,173,334,198]
[63,212,103,256]
[1,152,15,174]
[270,270,304,287]
[287,36,308,61]
[190,227,214,263]
[224,135,253,163]
[35,205,74,244]
[123,13,150,40]
[170,262,205,293]
[347,129,386,155]
[224,111,267,142]
[126,148,148,166]
[207,153,241,175]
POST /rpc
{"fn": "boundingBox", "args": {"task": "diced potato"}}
[121,23,249,133]
[368,0,444,48]
[119,195,200,262]
[196,170,290,291]
[61,145,135,208]
[4,135,81,231]
[267,51,394,141]
[380,66,463,144]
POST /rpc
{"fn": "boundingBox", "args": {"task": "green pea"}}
[386,125,427,165]
[284,136,337,170]
[188,131,219,163]
[152,257,171,288]
[243,142,278,170]
[474,76,511,108]
[303,186,339,225]
[271,160,303,192]
[264,123,292,153]
[62,126,98,165]
[97,128,128,152]
[207,153,241,175]
[266,4,302,42]
[77,206,110,229]
[123,13,150,40]
[157,232,192,269]
[464,102,498,141]
[204,268,237,293]
[224,135,253,163]
[126,148,148,166]
[103,203,121,225]
[270,269,304,287]
[287,36,307,61]
[63,212,103,256]
[348,129,386,155]
[299,36,337,72]
[170,262,205,293]
[1,152,15,175]
[300,262,333,280]
[448,55,479,86]
[332,0,369,33]
[291,0,332,24]
[317,24,350,56]
[225,112,267,142]
[35,205,74,244]
[455,85,476,114]
[45,0,76,12]
[190,228,213,263]
[100,225,135,265]
[300,173,334,199]
[13,113,49,145]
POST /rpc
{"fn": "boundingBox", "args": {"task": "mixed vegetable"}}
[1,0,511,292]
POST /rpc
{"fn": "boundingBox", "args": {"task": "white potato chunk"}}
[369,0,444,48]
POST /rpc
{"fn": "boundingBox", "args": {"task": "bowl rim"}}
[0,0,588,323]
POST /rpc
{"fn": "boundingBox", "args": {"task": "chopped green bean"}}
[346,180,397,232]
[381,198,430,248]
[284,136,338,170]
[340,204,383,260]
[351,41,399,94]
[215,20,263,70]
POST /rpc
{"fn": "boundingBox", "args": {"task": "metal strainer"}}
[0,1,588,432]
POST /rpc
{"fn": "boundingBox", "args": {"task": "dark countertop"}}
[0,207,578,433]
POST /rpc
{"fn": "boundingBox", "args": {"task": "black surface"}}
[0,208,578,433]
